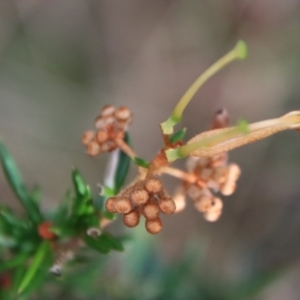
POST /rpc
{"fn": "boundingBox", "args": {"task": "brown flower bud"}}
[204,209,222,222]
[101,105,115,117]
[220,181,236,196]
[105,197,117,213]
[227,164,241,181]
[159,198,176,214]
[96,130,108,144]
[94,116,106,130]
[194,196,213,213]
[211,108,229,129]
[143,201,160,220]
[145,178,162,194]
[81,130,95,145]
[145,217,162,234]
[115,106,131,121]
[173,187,186,213]
[130,189,149,205]
[200,168,213,181]
[123,210,140,227]
[211,197,223,211]
[87,141,101,157]
[114,197,133,213]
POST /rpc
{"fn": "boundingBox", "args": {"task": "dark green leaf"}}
[72,169,87,197]
[0,252,28,273]
[132,157,150,168]
[17,241,52,294]
[170,127,187,143]
[114,132,131,194]
[0,142,43,224]
[101,232,124,252]
[83,235,110,254]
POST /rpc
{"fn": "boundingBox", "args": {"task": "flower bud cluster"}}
[184,151,240,221]
[178,109,241,221]
[105,177,176,234]
[81,105,132,156]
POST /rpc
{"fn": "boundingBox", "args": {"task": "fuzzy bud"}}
[145,178,162,194]
[81,130,95,145]
[96,130,108,144]
[87,141,101,157]
[101,105,115,117]
[115,106,131,121]
[173,187,186,213]
[123,210,140,227]
[145,217,163,234]
[159,198,176,214]
[130,189,149,205]
[194,196,213,213]
[114,197,133,213]
[204,209,222,222]
[105,197,117,213]
[143,201,160,220]
[221,181,236,196]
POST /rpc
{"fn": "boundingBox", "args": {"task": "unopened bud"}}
[221,181,236,196]
[101,105,115,117]
[105,197,117,213]
[81,131,95,145]
[145,217,163,234]
[194,196,213,213]
[123,210,140,227]
[211,108,229,129]
[96,130,108,144]
[173,187,186,213]
[143,201,160,220]
[159,198,176,214]
[87,141,101,157]
[145,178,162,194]
[131,189,149,205]
[115,197,133,213]
[204,208,222,222]
[115,106,131,121]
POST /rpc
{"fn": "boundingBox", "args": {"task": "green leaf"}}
[0,142,43,224]
[101,232,124,252]
[169,128,187,143]
[114,132,131,194]
[132,157,150,168]
[83,234,111,254]
[237,119,250,134]
[72,169,87,197]
[0,252,28,273]
[17,241,51,294]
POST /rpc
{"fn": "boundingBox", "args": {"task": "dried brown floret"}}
[115,106,131,121]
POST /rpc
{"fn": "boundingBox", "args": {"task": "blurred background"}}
[1,0,300,299]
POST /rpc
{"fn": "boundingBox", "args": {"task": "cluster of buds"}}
[174,109,241,221]
[105,177,176,234]
[184,153,240,221]
[81,105,132,156]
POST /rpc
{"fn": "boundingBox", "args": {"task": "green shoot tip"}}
[234,40,248,60]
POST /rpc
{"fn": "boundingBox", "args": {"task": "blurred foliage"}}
[0,138,285,300]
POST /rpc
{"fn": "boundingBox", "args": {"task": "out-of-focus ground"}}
[1,0,300,299]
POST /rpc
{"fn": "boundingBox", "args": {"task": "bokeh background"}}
[1,0,300,299]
